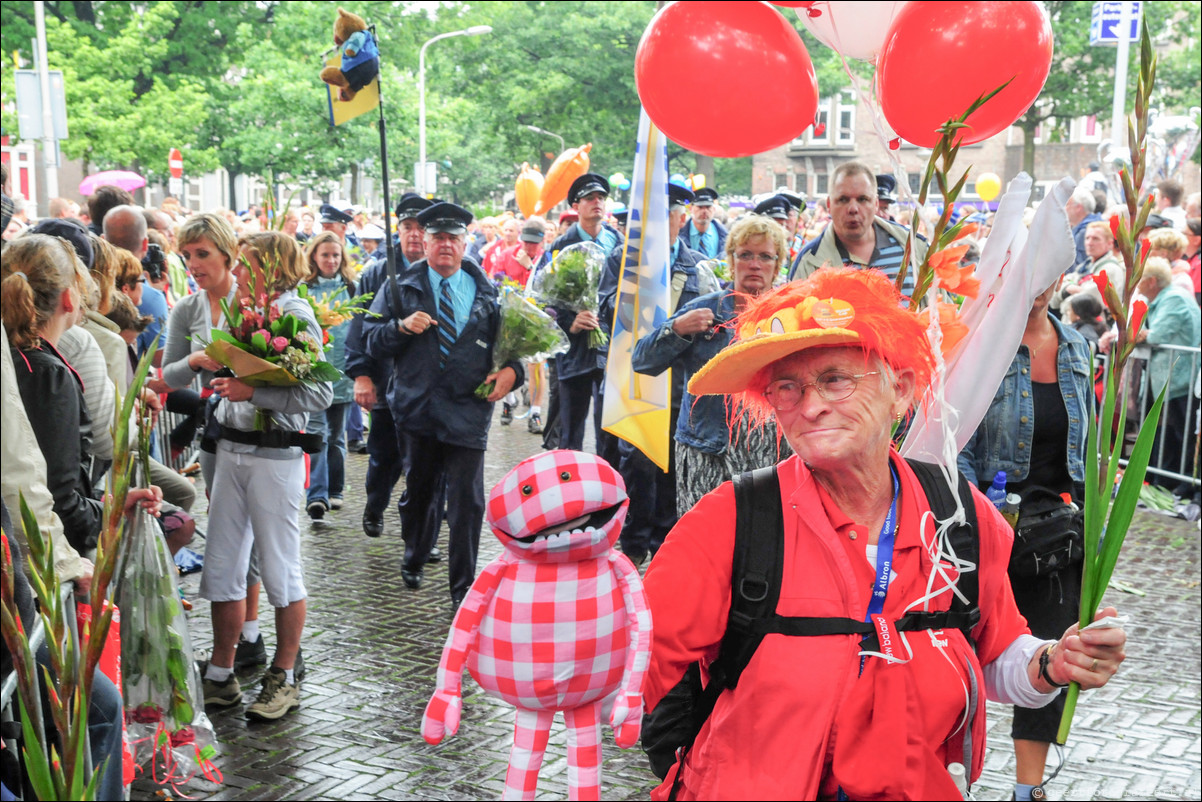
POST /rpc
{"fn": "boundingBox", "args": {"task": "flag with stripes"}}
[601,108,673,472]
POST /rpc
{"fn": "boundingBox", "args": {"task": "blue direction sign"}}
[1090,1,1141,45]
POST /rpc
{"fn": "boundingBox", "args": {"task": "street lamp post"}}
[525,124,565,152]
[419,25,492,196]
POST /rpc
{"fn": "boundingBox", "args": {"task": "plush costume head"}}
[487,450,629,564]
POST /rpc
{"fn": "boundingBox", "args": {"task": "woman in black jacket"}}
[2,234,105,552]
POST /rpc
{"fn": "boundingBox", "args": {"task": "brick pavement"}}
[132,410,1201,801]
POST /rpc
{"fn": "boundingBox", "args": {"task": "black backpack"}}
[641,459,981,783]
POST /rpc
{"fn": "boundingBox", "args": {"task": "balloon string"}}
[820,19,962,495]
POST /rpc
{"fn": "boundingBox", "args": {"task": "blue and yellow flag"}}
[601,108,672,471]
[325,56,379,126]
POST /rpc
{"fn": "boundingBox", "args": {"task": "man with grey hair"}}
[1066,185,1101,274]
[788,160,926,294]
[104,204,164,356]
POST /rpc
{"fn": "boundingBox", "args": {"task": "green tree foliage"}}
[1016,0,1201,178]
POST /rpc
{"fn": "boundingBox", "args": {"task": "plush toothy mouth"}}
[513,504,620,544]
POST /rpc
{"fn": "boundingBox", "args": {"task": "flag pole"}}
[369,24,400,319]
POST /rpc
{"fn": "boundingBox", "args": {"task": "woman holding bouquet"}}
[200,231,333,722]
[302,231,356,520]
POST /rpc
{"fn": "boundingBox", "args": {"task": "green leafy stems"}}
[1057,19,1163,746]
[0,338,158,800]
[894,79,1012,311]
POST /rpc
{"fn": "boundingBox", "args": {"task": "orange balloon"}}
[534,143,592,216]
[515,162,544,219]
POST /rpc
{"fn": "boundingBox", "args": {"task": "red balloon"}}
[877,1,1053,147]
[635,1,818,158]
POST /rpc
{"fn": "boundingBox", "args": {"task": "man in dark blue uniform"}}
[876,173,898,222]
[345,193,432,540]
[597,182,722,565]
[540,173,623,461]
[364,202,523,606]
[679,187,727,259]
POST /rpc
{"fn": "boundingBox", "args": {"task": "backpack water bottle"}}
[985,471,1008,509]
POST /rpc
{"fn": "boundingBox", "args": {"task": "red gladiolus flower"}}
[1092,271,1110,297]
[1109,215,1121,240]
[1140,238,1151,262]
[1130,299,1147,336]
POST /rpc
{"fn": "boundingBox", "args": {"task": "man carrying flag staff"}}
[345,193,432,540]
[599,180,721,566]
[363,202,523,607]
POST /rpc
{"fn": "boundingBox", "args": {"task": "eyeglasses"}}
[136,278,147,284]
[734,251,778,265]
[763,370,879,411]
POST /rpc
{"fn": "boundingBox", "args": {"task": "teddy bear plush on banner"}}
[422,450,652,801]
[318,7,380,102]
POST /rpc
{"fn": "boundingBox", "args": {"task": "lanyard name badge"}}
[861,463,900,674]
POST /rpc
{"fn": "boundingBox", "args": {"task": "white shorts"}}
[198,445,307,607]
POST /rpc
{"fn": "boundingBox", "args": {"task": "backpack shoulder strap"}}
[715,465,784,688]
[905,459,980,636]
[681,467,783,743]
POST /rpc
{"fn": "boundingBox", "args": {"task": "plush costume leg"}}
[564,702,603,801]
[504,708,554,801]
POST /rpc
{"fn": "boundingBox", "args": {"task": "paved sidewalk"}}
[132,411,1201,801]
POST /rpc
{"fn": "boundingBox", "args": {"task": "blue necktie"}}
[437,278,456,368]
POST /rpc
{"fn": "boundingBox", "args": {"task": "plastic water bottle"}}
[1000,493,1022,529]
[985,471,1008,510]
[947,762,970,799]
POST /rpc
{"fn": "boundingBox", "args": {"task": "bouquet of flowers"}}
[307,287,376,348]
[114,505,217,785]
[530,241,609,348]
[474,289,570,399]
[204,264,341,388]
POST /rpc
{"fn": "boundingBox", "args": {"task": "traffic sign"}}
[169,148,183,179]
[14,69,68,141]
[1090,1,1141,45]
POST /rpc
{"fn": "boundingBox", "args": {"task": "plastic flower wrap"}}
[531,241,609,348]
[114,507,218,787]
[475,289,570,399]
[698,258,730,285]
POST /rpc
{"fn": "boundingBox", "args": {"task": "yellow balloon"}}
[975,172,1001,202]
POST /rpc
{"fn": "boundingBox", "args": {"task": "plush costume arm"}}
[422,558,507,744]
[343,30,368,58]
[608,553,653,748]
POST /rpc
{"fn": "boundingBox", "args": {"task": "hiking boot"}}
[202,672,243,708]
[500,403,513,425]
[246,667,299,721]
[330,497,343,510]
[527,412,543,434]
[234,634,267,671]
[306,500,327,520]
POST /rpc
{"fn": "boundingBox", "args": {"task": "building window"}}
[908,174,921,194]
[811,101,831,146]
[796,172,808,195]
[815,173,829,195]
[836,90,856,146]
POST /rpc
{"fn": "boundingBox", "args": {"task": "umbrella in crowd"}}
[79,170,146,196]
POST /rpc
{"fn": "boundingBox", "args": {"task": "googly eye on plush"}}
[560,471,572,481]
[521,484,533,496]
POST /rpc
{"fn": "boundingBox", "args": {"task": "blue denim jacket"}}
[957,315,1093,487]
[631,290,737,455]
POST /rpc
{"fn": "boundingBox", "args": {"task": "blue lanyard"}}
[839,464,900,802]
[865,463,900,622]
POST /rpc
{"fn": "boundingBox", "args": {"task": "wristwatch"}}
[1038,642,1070,689]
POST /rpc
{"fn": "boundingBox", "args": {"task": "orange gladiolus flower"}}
[930,245,980,298]
[918,301,970,360]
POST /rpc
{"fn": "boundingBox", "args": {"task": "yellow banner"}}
[325,56,379,126]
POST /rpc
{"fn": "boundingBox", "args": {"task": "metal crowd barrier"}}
[1100,342,1201,490]
[152,377,204,474]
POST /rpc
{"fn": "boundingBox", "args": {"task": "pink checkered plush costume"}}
[422,450,653,801]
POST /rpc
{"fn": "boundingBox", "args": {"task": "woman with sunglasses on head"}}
[632,215,793,517]
[641,268,1128,800]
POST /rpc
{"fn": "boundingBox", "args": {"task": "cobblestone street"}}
[134,408,1202,801]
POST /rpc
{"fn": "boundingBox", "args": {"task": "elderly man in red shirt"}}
[491,218,546,289]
